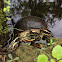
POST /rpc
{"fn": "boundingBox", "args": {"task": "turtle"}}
[14,16,53,39]
[13,16,53,45]
[3,16,53,51]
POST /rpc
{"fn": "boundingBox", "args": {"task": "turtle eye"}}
[42,35,47,40]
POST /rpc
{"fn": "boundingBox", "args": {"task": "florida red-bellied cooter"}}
[14,16,53,43]
[3,16,53,51]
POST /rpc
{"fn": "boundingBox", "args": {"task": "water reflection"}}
[49,19,62,38]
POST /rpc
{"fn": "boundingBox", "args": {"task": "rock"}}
[14,44,41,62]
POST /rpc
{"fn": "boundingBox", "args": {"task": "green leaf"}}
[3,8,7,12]
[50,59,56,62]
[50,39,53,44]
[8,54,13,60]
[5,6,10,12]
[52,42,56,45]
[7,8,10,12]
[6,60,13,62]
[58,60,62,62]
[14,57,19,60]
[25,43,28,45]
[28,43,31,45]
[6,17,11,20]
[5,0,8,3]
[7,6,10,9]
[7,1,11,5]
[52,45,62,60]
[5,0,11,5]
[47,43,50,45]
[37,54,48,62]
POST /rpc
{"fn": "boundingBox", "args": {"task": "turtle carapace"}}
[14,16,48,35]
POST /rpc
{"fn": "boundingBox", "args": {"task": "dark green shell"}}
[14,16,47,34]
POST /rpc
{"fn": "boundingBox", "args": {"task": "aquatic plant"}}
[7,54,19,62]
[37,45,62,62]
[37,54,48,62]
[47,38,56,46]
[52,45,62,60]
[50,59,56,62]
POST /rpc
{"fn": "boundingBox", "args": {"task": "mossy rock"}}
[14,44,41,62]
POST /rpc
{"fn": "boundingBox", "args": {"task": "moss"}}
[14,44,41,62]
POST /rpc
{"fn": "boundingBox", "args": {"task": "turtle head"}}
[40,29,53,41]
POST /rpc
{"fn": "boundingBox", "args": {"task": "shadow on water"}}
[7,0,62,38]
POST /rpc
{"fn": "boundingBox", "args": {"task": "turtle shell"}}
[14,16,48,34]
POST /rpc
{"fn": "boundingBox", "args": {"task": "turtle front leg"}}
[3,37,20,51]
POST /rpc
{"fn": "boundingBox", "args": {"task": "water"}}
[49,19,62,38]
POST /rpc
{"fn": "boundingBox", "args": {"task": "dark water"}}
[7,0,62,38]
